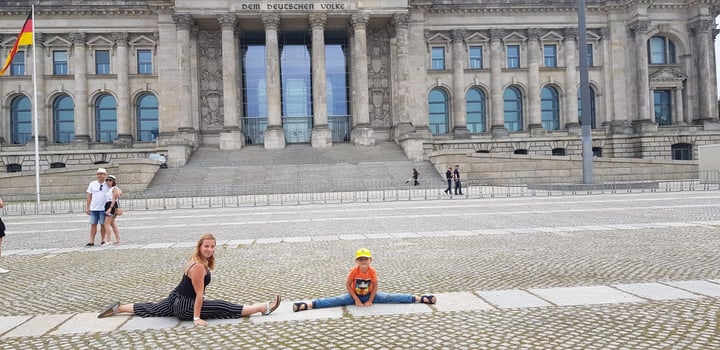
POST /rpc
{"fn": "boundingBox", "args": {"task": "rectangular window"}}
[10,51,25,76]
[586,44,594,67]
[53,50,68,75]
[653,90,672,126]
[431,47,445,70]
[543,45,557,67]
[506,45,520,68]
[137,49,152,74]
[95,50,110,75]
[469,46,483,69]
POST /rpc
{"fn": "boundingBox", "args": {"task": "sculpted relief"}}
[198,30,224,131]
[367,28,392,128]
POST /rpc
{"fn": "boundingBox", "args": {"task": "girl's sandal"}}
[98,302,120,318]
[293,302,309,312]
[420,295,436,304]
[263,295,281,315]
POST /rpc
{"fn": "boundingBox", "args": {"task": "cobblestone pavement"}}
[0,191,718,349]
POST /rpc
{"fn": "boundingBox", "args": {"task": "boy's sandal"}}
[97,302,120,318]
[293,302,309,312]
[420,295,436,304]
[263,295,281,315]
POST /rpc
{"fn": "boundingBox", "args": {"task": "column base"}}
[609,120,634,135]
[311,126,333,149]
[166,141,193,168]
[695,118,720,130]
[71,136,90,149]
[565,122,581,136]
[528,124,546,137]
[114,134,134,148]
[219,129,245,150]
[351,125,376,147]
[174,128,199,148]
[491,125,509,138]
[393,122,416,141]
[453,126,470,139]
[632,119,658,134]
[264,126,286,150]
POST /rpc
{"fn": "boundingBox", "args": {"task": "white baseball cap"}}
[96,168,107,174]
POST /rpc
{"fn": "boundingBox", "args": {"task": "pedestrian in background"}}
[86,168,108,247]
[103,175,122,245]
[453,164,463,195]
[405,168,420,186]
[0,196,6,274]
[444,167,453,195]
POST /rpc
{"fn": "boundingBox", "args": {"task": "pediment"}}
[465,32,489,43]
[426,32,451,43]
[585,31,601,42]
[649,67,687,81]
[1,36,18,47]
[503,31,526,42]
[129,35,156,46]
[87,35,114,47]
[43,35,72,47]
[540,31,563,42]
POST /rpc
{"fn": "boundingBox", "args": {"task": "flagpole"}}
[31,5,41,211]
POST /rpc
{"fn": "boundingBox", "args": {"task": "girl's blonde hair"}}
[192,233,216,270]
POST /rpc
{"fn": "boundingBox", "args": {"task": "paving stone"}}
[477,289,552,309]
[576,225,615,231]
[346,302,432,317]
[0,316,32,336]
[121,316,179,331]
[141,243,174,249]
[416,231,450,237]
[365,233,393,239]
[51,313,130,335]
[611,283,704,300]
[250,300,343,324]
[17,248,58,256]
[2,250,28,256]
[529,286,644,306]
[3,314,72,338]
[507,228,539,234]
[390,232,421,238]
[449,230,477,236]
[112,244,146,250]
[226,239,255,247]
[256,238,284,244]
[50,247,82,254]
[475,229,511,235]
[311,236,339,241]
[432,292,494,312]
[282,237,312,243]
[663,281,720,297]
[171,242,198,248]
[338,234,366,240]
[603,224,640,230]
[531,227,566,233]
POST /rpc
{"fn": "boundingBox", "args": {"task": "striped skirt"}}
[134,290,244,321]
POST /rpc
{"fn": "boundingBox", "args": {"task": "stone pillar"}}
[310,13,332,148]
[30,33,47,143]
[261,13,285,149]
[675,88,685,125]
[600,27,614,127]
[527,28,543,134]
[563,28,579,130]
[70,32,90,143]
[350,12,375,146]
[489,29,506,137]
[629,19,653,129]
[689,19,718,124]
[172,14,196,135]
[392,13,415,137]
[218,14,244,149]
[113,32,132,145]
[451,29,468,138]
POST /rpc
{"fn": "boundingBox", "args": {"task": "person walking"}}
[453,164,463,195]
[0,196,7,274]
[405,168,420,186]
[86,168,108,247]
[97,233,281,325]
[444,167,453,195]
[103,175,122,245]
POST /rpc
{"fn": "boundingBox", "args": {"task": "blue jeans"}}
[89,210,106,225]
[313,292,414,309]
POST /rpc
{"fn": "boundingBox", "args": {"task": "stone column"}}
[113,32,132,145]
[31,33,47,143]
[310,13,332,148]
[629,19,653,130]
[172,14,195,135]
[218,14,244,149]
[261,13,285,149]
[675,87,685,125]
[600,27,614,127]
[350,12,375,146]
[392,13,415,137]
[563,28,579,130]
[489,29,506,137]
[69,32,90,143]
[689,19,718,124]
[527,28,543,134]
[451,29,468,138]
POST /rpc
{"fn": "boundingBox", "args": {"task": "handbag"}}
[115,208,124,216]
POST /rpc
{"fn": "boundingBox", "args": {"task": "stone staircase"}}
[144,143,444,196]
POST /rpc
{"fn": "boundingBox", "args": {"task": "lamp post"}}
[578,0,594,184]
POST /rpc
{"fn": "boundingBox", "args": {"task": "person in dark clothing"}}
[453,165,463,195]
[412,168,420,186]
[444,167,453,194]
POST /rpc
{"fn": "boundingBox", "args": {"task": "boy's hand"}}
[363,301,373,307]
[354,299,364,307]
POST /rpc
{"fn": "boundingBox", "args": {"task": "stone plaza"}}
[0,190,718,348]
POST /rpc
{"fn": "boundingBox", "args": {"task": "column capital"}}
[688,18,714,36]
[309,13,327,30]
[172,14,194,30]
[69,32,87,45]
[451,29,466,42]
[627,19,651,35]
[600,27,611,40]
[489,28,505,41]
[564,27,578,41]
[527,28,542,41]
[261,13,280,30]
[34,32,44,46]
[391,13,410,29]
[112,32,129,45]
[351,12,370,29]
[217,14,237,29]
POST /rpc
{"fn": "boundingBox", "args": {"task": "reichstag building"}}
[0,0,719,169]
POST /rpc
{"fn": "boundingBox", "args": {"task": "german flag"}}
[0,12,33,76]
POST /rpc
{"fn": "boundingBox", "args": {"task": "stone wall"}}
[0,148,163,174]
[0,159,161,197]
[429,150,699,185]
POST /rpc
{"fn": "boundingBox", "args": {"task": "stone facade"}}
[0,0,719,171]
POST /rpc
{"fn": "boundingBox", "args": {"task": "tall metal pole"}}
[578,0,594,184]
[31,5,41,209]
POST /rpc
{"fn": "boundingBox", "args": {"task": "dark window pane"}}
[95,50,110,75]
[53,95,75,143]
[137,50,152,74]
[11,96,32,144]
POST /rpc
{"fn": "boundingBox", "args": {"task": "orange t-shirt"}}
[348,266,378,296]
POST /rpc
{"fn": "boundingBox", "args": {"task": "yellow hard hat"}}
[355,248,372,259]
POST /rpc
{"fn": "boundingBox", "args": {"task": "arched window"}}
[466,88,486,133]
[503,87,523,131]
[11,95,32,144]
[648,36,676,64]
[541,86,560,130]
[53,95,75,143]
[428,89,449,134]
[95,94,117,142]
[136,93,159,141]
[578,87,596,129]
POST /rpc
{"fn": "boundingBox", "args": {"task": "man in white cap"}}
[85,168,109,246]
